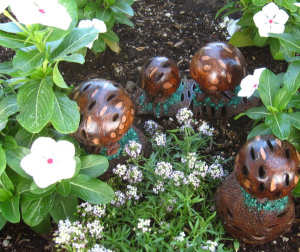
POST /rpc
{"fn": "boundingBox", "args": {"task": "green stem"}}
[3,10,29,35]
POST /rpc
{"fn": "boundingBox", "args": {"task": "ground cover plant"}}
[0,0,300,251]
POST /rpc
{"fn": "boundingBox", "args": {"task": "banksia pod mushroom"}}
[235,135,299,200]
[190,42,246,96]
[71,79,135,155]
[141,56,180,103]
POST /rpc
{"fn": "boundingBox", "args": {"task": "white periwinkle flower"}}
[9,0,72,30]
[20,137,76,188]
[253,2,289,37]
[78,19,107,48]
[237,68,266,98]
[226,18,241,38]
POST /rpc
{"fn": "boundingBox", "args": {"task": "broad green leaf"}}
[229,29,255,47]
[269,38,285,60]
[80,154,109,177]
[288,112,300,130]
[92,38,106,53]
[57,181,71,197]
[244,106,270,120]
[288,128,300,151]
[84,2,97,19]
[0,194,20,223]
[12,49,44,73]
[21,194,55,227]
[265,113,291,140]
[283,62,300,94]
[53,63,69,89]
[103,38,120,53]
[31,214,51,234]
[5,147,31,179]
[252,0,269,6]
[0,22,22,33]
[76,0,88,8]
[0,31,27,49]
[101,30,119,43]
[96,8,113,22]
[17,78,54,133]
[51,92,80,134]
[258,69,280,107]
[114,13,134,27]
[0,172,14,192]
[50,194,78,222]
[0,115,7,131]
[70,174,114,204]
[289,94,300,109]
[51,27,99,60]
[110,0,134,16]
[271,32,300,54]
[56,53,85,64]
[0,213,7,230]
[29,182,56,195]
[0,61,14,74]
[59,0,78,28]
[0,145,6,177]
[273,88,292,111]
[0,188,12,202]
[0,95,18,118]
[247,123,272,141]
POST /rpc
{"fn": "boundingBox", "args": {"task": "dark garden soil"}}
[0,0,299,251]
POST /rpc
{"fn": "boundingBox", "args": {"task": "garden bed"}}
[0,0,299,251]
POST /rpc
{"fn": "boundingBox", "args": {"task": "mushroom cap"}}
[141,56,180,103]
[190,42,246,95]
[72,79,135,148]
[234,135,300,200]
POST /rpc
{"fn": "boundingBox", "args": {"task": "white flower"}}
[253,2,289,37]
[0,0,10,13]
[174,232,186,242]
[78,19,107,48]
[20,137,76,188]
[198,121,214,136]
[226,18,241,38]
[124,140,142,158]
[153,132,166,146]
[201,240,218,252]
[237,68,266,98]
[144,120,159,135]
[137,218,151,233]
[176,107,193,125]
[155,161,173,179]
[9,0,72,30]
[88,244,114,252]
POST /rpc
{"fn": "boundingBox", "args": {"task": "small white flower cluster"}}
[153,132,167,146]
[201,240,219,252]
[126,185,140,200]
[170,170,187,187]
[181,152,197,169]
[88,244,114,252]
[187,172,200,188]
[111,191,126,207]
[218,16,241,39]
[176,107,193,126]
[54,218,105,250]
[198,121,214,136]
[173,232,186,242]
[155,161,173,179]
[77,202,106,218]
[111,185,141,207]
[144,120,159,136]
[207,155,226,179]
[152,180,165,194]
[194,161,210,178]
[113,164,143,184]
[124,140,142,159]
[136,218,151,233]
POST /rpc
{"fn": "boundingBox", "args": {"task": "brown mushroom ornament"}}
[72,79,135,155]
[141,56,180,103]
[190,42,246,98]
[216,135,300,245]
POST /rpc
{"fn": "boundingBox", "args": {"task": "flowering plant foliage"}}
[217,0,300,60]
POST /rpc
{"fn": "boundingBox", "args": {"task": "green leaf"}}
[0,31,27,49]
[0,22,22,33]
[114,13,134,27]
[271,32,300,54]
[229,29,255,47]
[0,145,6,177]
[273,88,292,111]
[70,174,114,204]
[101,30,119,43]
[0,213,7,230]
[92,38,106,53]
[0,115,7,131]
[0,61,14,74]
[110,0,134,16]
[17,78,54,133]
[258,69,280,108]
[80,154,109,177]
[57,181,71,197]
[21,194,55,227]
[56,53,85,64]
[0,95,18,118]
[50,194,78,223]
[51,27,99,60]
[288,112,300,130]
[53,63,69,89]
[51,92,80,134]
[29,182,56,195]
[288,128,300,151]
[0,188,13,202]
[283,62,300,94]
[0,172,14,192]
[31,214,51,234]
[244,106,270,120]
[269,38,285,60]
[12,49,44,73]
[0,194,20,223]
[5,146,31,179]
[289,94,300,109]
[265,113,291,140]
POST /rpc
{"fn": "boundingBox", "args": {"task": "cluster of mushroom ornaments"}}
[70,41,300,244]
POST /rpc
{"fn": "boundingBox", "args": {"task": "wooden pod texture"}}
[216,174,295,245]
[190,42,246,96]
[72,79,135,155]
[235,135,300,200]
[141,56,180,103]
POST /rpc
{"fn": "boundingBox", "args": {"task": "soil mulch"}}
[0,0,299,251]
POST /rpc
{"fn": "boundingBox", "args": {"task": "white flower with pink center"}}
[238,68,266,98]
[20,137,76,188]
[9,0,72,30]
[253,2,289,37]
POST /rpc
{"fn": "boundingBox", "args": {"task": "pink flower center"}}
[269,19,273,24]
[47,158,54,164]
[253,83,258,88]
[39,9,46,14]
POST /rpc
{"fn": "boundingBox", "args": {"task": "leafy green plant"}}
[218,0,300,60]
[76,0,135,54]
